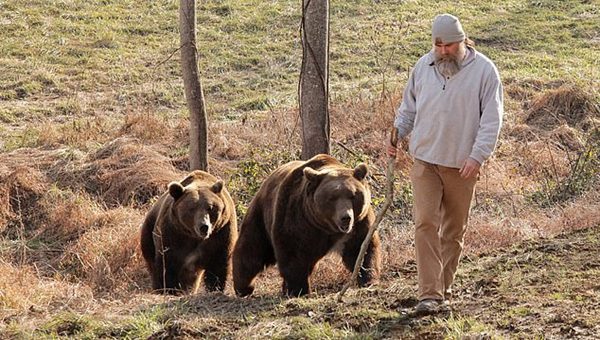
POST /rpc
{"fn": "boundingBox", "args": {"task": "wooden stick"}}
[337,128,398,301]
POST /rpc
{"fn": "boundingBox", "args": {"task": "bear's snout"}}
[337,211,354,233]
[195,221,212,239]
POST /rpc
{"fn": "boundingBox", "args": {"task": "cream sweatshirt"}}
[394,47,503,168]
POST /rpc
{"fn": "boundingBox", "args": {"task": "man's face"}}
[434,41,462,59]
[433,40,466,77]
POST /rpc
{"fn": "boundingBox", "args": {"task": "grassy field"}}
[1,0,599,338]
[1,0,597,131]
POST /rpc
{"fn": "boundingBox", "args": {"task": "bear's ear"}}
[303,167,325,183]
[353,163,368,181]
[211,180,223,194]
[168,182,185,200]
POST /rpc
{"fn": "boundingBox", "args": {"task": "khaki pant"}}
[410,159,477,301]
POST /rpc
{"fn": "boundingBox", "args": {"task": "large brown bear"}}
[140,170,237,294]
[232,154,381,297]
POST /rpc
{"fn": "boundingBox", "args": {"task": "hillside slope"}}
[1,0,599,338]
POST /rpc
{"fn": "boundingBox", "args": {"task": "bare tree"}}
[180,0,208,171]
[300,0,330,159]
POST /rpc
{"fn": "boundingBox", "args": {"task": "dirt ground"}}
[386,224,600,339]
[127,224,600,339]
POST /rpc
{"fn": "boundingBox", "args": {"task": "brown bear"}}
[232,154,381,297]
[140,170,237,294]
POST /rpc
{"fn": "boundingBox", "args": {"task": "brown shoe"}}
[414,299,443,315]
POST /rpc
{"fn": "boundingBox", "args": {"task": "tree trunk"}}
[300,0,330,160]
[180,0,208,171]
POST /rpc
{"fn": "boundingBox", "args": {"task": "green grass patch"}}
[441,315,496,339]
[112,305,170,339]
[286,316,356,339]
[37,312,98,338]
[57,305,171,339]
[1,127,41,151]
[1,0,598,127]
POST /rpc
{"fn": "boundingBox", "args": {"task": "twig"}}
[154,45,183,70]
[335,140,359,158]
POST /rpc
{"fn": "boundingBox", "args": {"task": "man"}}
[387,14,503,315]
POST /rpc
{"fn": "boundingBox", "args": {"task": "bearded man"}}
[386,14,503,315]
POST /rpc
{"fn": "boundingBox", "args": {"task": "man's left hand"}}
[459,158,480,179]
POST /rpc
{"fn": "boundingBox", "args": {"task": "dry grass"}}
[1,81,599,337]
[35,117,120,150]
[59,207,146,295]
[0,167,49,236]
[78,137,183,207]
[525,84,599,130]
[0,260,96,326]
[119,112,183,143]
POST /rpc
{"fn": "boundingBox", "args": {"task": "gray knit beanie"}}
[431,14,465,44]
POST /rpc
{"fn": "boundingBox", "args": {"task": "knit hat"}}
[431,14,465,44]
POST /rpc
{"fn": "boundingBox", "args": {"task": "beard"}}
[434,43,467,78]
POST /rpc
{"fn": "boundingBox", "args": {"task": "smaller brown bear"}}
[140,170,237,294]
[233,154,381,297]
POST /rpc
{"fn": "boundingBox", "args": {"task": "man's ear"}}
[211,180,223,194]
[168,182,185,200]
[303,167,325,183]
[353,163,368,181]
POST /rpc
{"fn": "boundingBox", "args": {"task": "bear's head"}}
[167,179,226,240]
[303,163,371,234]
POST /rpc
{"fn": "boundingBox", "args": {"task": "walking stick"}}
[337,128,398,301]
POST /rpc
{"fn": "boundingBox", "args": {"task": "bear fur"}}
[232,154,380,297]
[140,170,237,294]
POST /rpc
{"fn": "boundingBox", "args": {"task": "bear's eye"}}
[209,204,221,214]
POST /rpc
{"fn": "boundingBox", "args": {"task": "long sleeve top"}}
[394,47,503,168]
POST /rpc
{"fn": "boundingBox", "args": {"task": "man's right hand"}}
[386,137,397,157]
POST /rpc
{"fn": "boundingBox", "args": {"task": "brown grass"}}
[37,190,101,241]
[119,112,182,143]
[1,82,599,335]
[79,137,183,207]
[0,260,96,322]
[59,207,146,295]
[36,117,120,149]
[525,84,599,130]
[0,167,49,236]
[549,124,585,151]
